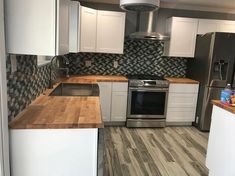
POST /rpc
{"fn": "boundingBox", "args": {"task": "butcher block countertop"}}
[212,100,235,114]
[61,75,128,84]
[9,75,127,129]
[165,77,199,84]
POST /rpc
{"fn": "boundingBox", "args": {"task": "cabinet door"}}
[6,0,57,55]
[69,1,81,53]
[96,11,126,54]
[111,91,127,122]
[56,0,70,55]
[97,82,112,122]
[218,20,235,33]
[198,19,219,35]
[80,6,97,52]
[164,17,198,57]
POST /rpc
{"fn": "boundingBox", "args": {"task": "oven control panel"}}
[129,80,169,88]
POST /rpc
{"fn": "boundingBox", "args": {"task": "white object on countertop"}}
[10,129,98,176]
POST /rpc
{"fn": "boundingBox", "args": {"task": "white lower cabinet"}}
[97,82,112,121]
[98,82,128,122]
[111,91,128,121]
[166,83,199,123]
[10,129,98,176]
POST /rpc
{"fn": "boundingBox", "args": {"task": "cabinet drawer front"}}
[168,93,198,108]
[112,82,128,92]
[169,84,199,93]
[166,107,196,122]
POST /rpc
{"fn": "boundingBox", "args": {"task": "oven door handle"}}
[129,87,169,92]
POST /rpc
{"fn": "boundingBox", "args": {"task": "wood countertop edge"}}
[165,77,199,84]
[212,100,235,114]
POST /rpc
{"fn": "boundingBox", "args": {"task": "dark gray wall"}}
[80,2,235,35]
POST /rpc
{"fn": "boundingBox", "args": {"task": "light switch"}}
[10,55,17,73]
[113,61,118,68]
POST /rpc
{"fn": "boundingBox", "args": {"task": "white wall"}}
[0,0,10,175]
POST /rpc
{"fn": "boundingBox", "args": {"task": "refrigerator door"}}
[198,86,223,131]
[207,33,235,88]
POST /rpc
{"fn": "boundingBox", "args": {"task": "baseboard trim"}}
[166,122,193,126]
[104,121,126,127]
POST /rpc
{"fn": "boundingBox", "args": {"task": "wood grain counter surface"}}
[61,75,128,84]
[165,77,199,84]
[9,75,127,129]
[212,100,235,114]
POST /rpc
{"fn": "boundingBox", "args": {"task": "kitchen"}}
[1,0,235,176]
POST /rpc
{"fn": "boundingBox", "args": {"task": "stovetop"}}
[127,75,169,88]
[127,74,165,80]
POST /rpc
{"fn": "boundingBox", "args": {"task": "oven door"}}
[127,87,168,119]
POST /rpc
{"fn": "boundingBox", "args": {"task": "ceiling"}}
[80,0,235,13]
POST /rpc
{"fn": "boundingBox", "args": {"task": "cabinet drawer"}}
[168,93,198,108]
[166,107,196,122]
[169,84,199,93]
[112,82,128,92]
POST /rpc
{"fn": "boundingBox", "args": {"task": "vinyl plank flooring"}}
[104,127,209,176]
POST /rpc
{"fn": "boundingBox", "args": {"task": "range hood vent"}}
[120,0,160,12]
[120,0,169,41]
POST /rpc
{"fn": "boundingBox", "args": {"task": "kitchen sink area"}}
[49,83,99,96]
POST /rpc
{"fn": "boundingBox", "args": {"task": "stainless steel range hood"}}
[130,11,169,40]
[120,0,169,41]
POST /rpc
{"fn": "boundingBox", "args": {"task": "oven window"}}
[130,91,166,115]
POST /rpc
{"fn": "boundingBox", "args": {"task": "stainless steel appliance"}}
[120,0,169,41]
[126,75,169,127]
[187,32,235,131]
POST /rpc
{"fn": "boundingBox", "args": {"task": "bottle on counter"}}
[221,84,234,105]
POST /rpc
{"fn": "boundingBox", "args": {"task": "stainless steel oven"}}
[126,77,169,127]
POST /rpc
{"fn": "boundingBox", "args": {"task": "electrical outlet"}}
[113,61,118,68]
[85,60,91,67]
[10,55,17,73]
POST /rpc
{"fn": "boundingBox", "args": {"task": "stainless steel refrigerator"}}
[187,32,235,131]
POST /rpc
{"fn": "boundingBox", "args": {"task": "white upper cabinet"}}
[69,1,81,53]
[96,11,126,54]
[80,6,97,52]
[69,5,126,54]
[164,17,199,58]
[198,19,219,35]
[217,20,235,33]
[5,0,69,56]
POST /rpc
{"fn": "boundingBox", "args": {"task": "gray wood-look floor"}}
[104,127,209,176]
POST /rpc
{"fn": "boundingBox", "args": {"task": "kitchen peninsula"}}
[9,75,127,176]
[206,100,235,176]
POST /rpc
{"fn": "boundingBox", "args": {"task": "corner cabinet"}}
[69,4,126,54]
[166,83,199,124]
[96,11,126,54]
[98,82,128,123]
[5,0,70,56]
[164,17,199,58]
[80,6,97,52]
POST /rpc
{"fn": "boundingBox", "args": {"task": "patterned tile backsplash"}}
[6,39,187,120]
[6,55,50,120]
[67,39,187,77]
